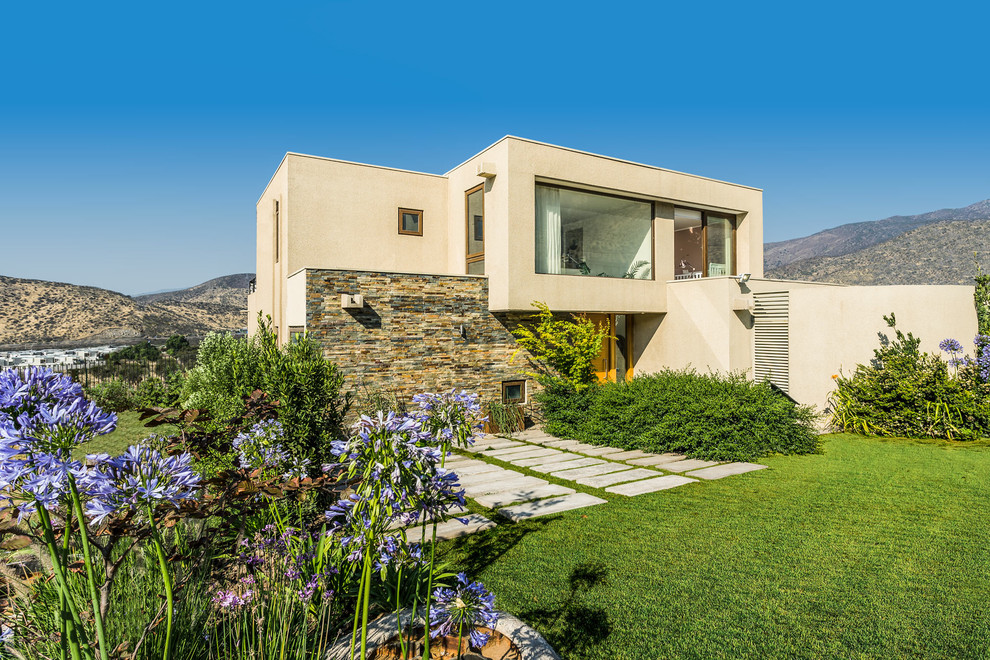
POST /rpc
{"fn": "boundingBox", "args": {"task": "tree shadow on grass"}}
[516,561,612,658]
[441,517,558,577]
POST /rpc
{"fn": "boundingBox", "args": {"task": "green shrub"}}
[180,330,263,424]
[179,316,349,464]
[536,370,820,461]
[85,378,135,412]
[511,301,608,391]
[255,321,350,463]
[484,398,525,437]
[829,314,990,440]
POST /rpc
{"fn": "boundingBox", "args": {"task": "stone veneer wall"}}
[305,269,533,404]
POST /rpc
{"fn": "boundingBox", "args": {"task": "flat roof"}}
[258,136,762,203]
[444,136,763,192]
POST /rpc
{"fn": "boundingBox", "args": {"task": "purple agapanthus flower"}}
[413,390,486,450]
[939,338,964,355]
[429,572,499,648]
[0,368,117,520]
[82,444,200,525]
[231,420,309,478]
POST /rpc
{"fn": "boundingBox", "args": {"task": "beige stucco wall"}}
[285,154,450,276]
[444,137,763,314]
[252,158,289,338]
[286,270,307,328]
[635,277,978,416]
[788,284,978,414]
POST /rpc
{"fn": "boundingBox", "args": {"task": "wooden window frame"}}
[465,184,485,273]
[501,379,526,404]
[674,206,737,278]
[398,208,424,236]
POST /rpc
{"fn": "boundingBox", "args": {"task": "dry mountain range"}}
[765,199,990,285]
[3,199,988,346]
[0,274,253,348]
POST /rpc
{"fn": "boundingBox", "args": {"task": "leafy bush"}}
[538,370,820,461]
[107,340,161,363]
[484,398,525,436]
[975,265,990,338]
[829,315,990,440]
[85,377,135,412]
[511,301,608,391]
[179,316,349,464]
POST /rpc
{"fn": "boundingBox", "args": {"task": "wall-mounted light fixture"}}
[340,294,364,309]
[456,324,468,340]
[476,162,497,178]
[736,273,752,284]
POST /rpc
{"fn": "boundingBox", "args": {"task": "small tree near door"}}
[511,301,609,391]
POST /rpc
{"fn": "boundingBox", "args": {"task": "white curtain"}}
[535,186,562,274]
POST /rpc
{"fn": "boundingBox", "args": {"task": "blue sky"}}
[2,1,988,295]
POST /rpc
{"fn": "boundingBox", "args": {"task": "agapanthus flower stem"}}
[59,512,72,660]
[67,476,109,660]
[35,505,93,660]
[360,551,372,660]
[145,506,174,660]
[421,522,438,660]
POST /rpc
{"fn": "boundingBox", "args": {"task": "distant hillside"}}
[0,274,253,348]
[767,219,990,285]
[134,273,254,306]
[765,199,990,270]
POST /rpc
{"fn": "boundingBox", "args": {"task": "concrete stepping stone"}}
[458,469,522,486]
[464,476,548,497]
[466,440,524,453]
[450,463,506,476]
[577,468,661,488]
[542,439,581,449]
[386,505,470,530]
[484,445,543,458]
[627,454,686,466]
[605,450,652,461]
[530,457,605,473]
[498,493,607,521]
[663,459,720,472]
[490,448,560,462]
[550,462,633,480]
[513,430,552,441]
[687,462,768,480]
[513,452,578,467]
[580,446,628,457]
[433,514,496,540]
[605,475,698,496]
[472,484,576,508]
[569,443,601,453]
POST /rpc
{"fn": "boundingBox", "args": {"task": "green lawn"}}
[76,410,176,457]
[439,434,990,659]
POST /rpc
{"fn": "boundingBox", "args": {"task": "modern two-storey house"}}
[248,137,977,413]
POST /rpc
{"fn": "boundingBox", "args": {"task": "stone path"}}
[409,428,768,540]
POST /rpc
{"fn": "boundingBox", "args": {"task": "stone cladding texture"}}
[305,269,532,403]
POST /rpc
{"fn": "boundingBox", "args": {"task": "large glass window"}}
[535,184,653,279]
[673,208,735,279]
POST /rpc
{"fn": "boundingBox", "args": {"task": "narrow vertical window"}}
[273,199,280,263]
[465,184,485,274]
[398,208,423,236]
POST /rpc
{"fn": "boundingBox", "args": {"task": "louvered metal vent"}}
[753,291,789,393]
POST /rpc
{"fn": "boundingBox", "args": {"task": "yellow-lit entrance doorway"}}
[583,314,634,383]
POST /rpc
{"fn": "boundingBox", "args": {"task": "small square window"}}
[501,379,526,404]
[398,208,423,236]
